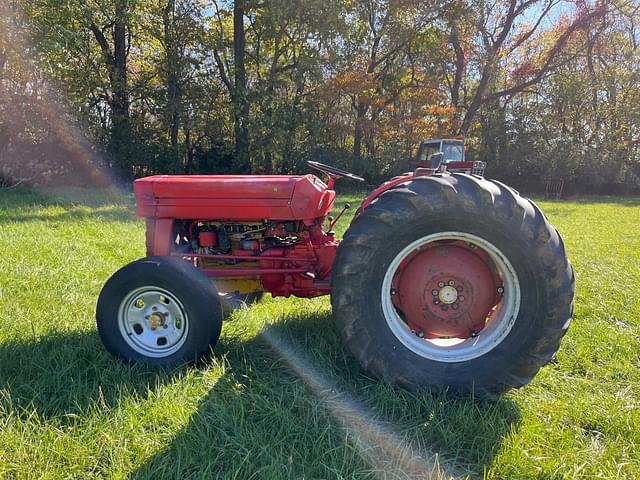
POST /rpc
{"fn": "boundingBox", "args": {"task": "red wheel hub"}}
[391,241,502,339]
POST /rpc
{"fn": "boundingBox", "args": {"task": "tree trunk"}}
[163,0,181,147]
[459,61,495,136]
[184,126,192,173]
[449,30,464,109]
[233,0,250,172]
[111,0,130,157]
[0,46,7,79]
[262,32,286,174]
[353,102,368,158]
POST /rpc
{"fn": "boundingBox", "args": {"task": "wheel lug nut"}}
[458,295,465,302]
[432,290,439,296]
[438,281,445,288]
[497,286,504,294]
[456,286,463,292]
[441,305,449,311]
[448,280,455,286]
[433,299,440,305]
[452,303,459,310]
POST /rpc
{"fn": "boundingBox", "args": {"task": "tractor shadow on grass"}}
[131,310,523,479]
[0,330,181,421]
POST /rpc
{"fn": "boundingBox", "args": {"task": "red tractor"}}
[415,138,486,175]
[96,159,574,396]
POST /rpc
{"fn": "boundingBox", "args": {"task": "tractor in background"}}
[415,138,486,176]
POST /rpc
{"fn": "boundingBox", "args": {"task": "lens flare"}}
[0,3,112,189]
[261,326,466,480]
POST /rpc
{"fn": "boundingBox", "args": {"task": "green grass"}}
[0,187,639,479]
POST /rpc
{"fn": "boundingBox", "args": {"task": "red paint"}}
[199,231,216,247]
[134,174,339,298]
[134,170,491,304]
[445,161,475,173]
[357,173,415,214]
[201,267,309,277]
[391,241,501,339]
[170,252,309,262]
[134,174,334,221]
[145,218,174,256]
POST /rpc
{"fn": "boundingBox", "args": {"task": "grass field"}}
[0,186,639,479]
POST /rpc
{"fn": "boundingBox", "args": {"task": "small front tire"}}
[96,256,223,367]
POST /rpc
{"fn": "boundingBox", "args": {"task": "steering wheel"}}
[307,161,365,182]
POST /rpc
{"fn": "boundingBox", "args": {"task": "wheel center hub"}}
[391,243,502,338]
[148,312,167,330]
[438,285,458,304]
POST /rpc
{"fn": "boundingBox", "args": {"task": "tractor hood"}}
[133,174,336,222]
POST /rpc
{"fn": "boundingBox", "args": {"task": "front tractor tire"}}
[331,173,574,396]
[96,256,223,367]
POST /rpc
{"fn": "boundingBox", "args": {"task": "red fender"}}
[356,169,436,216]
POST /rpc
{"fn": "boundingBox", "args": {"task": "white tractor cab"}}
[415,139,486,176]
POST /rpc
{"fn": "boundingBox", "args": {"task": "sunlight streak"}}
[261,326,468,480]
[0,3,112,189]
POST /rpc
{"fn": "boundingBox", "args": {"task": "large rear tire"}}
[96,256,223,367]
[331,173,574,396]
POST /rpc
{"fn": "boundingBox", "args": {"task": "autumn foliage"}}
[1,0,638,193]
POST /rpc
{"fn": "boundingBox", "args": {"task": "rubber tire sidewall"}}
[332,175,573,394]
[350,215,537,388]
[96,256,223,367]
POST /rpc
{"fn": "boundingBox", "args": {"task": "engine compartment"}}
[154,215,336,298]
[133,173,342,298]
[182,220,302,257]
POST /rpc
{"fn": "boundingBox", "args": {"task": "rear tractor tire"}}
[331,173,574,396]
[96,256,223,367]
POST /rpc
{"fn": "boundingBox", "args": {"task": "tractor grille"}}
[472,161,486,176]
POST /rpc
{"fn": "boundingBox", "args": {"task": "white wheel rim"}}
[117,286,189,358]
[381,231,521,363]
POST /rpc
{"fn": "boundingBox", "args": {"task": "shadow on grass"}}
[0,330,179,420]
[0,310,521,477]
[0,205,138,224]
[567,196,640,206]
[0,185,133,209]
[0,187,137,224]
[131,311,522,479]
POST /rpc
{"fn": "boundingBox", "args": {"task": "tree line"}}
[1,0,638,194]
